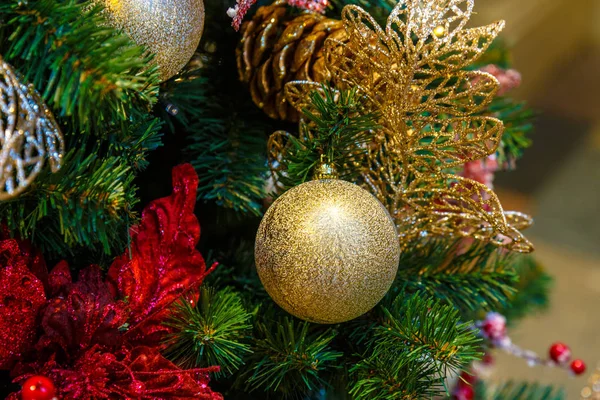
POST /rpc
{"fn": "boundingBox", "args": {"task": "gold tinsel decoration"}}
[236,0,346,122]
[96,0,205,81]
[270,0,534,253]
[255,167,400,324]
[0,56,64,201]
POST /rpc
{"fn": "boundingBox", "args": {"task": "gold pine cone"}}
[236,1,346,122]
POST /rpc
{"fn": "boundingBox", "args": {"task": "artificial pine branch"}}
[349,351,442,400]
[396,240,518,313]
[164,286,253,377]
[499,255,552,324]
[276,85,380,189]
[482,381,565,400]
[242,316,343,399]
[490,97,534,165]
[202,240,267,301]
[376,293,482,383]
[0,150,138,255]
[157,0,277,216]
[0,0,159,137]
[0,0,163,254]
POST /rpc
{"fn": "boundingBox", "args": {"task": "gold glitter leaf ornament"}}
[255,178,400,324]
[96,0,205,81]
[0,56,64,201]
[279,0,534,252]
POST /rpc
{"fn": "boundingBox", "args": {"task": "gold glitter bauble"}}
[255,179,400,324]
[97,0,205,81]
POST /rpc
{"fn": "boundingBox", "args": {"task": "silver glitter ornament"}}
[97,0,205,81]
[255,178,401,324]
[0,56,64,201]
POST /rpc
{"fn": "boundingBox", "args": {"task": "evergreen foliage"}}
[164,286,253,377]
[397,240,518,313]
[477,380,566,400]
[500,255,553,323]
[0,0,161,255]
[276,85,380,189]
[489,97,534,165]
[167,0,275,216]
[348,293,482,399]
[243,316,343,399]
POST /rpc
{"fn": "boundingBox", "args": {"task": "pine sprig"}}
[492,97,535,165]
[176,54,271,216]
[0,0,160,137]
[482,381,565,400]
[349,351,442,400]
[396,240,518,313]
[243,317,343,399]
[376,294,482,382]
[163,286,253,377]
[0,150,138,255]
[277,85,380,189]
[500,255,552,323]
[0,0,163,254]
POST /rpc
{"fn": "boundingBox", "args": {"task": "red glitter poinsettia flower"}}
[0,239,47,369]
[9,345,222,400]
[37,264,127,359]
[5,164,222,399]
[108,164,216,345]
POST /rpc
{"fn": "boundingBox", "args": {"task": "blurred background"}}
[473,0,600,397]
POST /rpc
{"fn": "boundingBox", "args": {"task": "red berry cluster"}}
[549,342,586,375]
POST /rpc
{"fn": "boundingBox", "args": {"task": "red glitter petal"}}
[108,164,214,345]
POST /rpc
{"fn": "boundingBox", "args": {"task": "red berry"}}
[21,375,56,400]
[549,342,571,364]
[453,384,475,400]
[481,313,507,341]
[570,359,586,375]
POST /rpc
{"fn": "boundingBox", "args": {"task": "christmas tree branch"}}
[170,2,274,216]
[242,316,343,398]
[0,0,163,254]
[396,240,518,313]
[478,381,565,400]
[164,286,253,377]
[498,255,552,324]
[0,0,159,137]
[273,84,380,190]
[0,151,138,255]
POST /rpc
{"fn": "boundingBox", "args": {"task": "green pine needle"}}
[396,240,518,313]
[0,0,163,254]
[349,351,442,400]
[500,255,553,323]
[377,293,482,381]
[164,286,253,377]
[243,316,343,399]
[485,381,566,400]
[488,97,534,164]
[277,85,380,190]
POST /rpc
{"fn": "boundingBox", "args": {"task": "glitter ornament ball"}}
[21,375,56,400]
[255,179,400,324]
[570,359,586,375]
[97,0,205,81]
[549,342,571,364]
